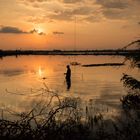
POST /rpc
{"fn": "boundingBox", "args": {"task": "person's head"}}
[67,65,70,69]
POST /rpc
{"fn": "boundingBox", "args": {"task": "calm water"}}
[0,55,139,115]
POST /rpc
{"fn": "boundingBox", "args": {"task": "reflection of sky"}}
[0,69,26,77]
[94,83,125,109]
[0,55,139,115]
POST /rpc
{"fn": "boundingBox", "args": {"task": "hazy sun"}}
[37,28,43,34]
[35,27,47,35]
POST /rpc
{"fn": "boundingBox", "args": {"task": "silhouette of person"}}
[65,65,71,90]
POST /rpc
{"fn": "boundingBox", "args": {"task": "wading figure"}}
[65,65,71,90]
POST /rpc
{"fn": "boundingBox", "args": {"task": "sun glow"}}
[37,28,43,34]
[38,66,44,77]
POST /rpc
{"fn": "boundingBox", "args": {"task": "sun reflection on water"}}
[38,66,43,77]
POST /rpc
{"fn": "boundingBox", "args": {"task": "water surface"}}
[0,55,139,115]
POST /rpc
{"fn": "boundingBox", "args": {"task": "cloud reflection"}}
[0,69,26,77]
[94,83,124,109]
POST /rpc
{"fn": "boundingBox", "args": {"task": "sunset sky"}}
[0,0,140,50]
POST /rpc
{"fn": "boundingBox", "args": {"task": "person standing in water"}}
[65,65,71,90]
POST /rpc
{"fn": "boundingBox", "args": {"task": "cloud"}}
[20,0,101,23]
[24,0,83,4]
[49,6,96,21]
[62,0,83,4]
[71,6,93,15]
[53,31,64,35]
[49,11,73,21]
[24,0,47,2]
[30,28,38,33]
[94,0,129,20]
[0,69,25,77]
[26,16,47,24]
[96,0,128,9]
[135,0,140,3]
[95,0,129,20]
[38,32,46,35]
[30,28,46,35]
[19,0,140,23]
[0,26,28,34]
[103,9,127,20]
[0,26,46,35]
[84,15,103,22]
[94,0,140,21]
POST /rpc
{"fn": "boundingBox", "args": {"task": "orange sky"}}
[0,0,140,50]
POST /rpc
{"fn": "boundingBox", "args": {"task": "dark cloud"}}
[19,0,140,23]
[24,0,83,3]
[30,28,38,33]
[30,28,46,35]
[0,26,28,34]
[96,0,128,9]
[38,32,46,35]
[0,26,46,35]
[25,0,47,2]
[71,6,93,15]
[49,6,94,21]
[53,31,64,35]
[95,0,140,20]
[134,0,140,3]
[84,15,102,22]
[103,9,127,19]
[49,11,73,21]
[62,0,83,4]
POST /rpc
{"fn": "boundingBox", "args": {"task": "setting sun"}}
[35,27,45,34]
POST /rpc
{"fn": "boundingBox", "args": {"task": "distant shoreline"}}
[0,49,139,57]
